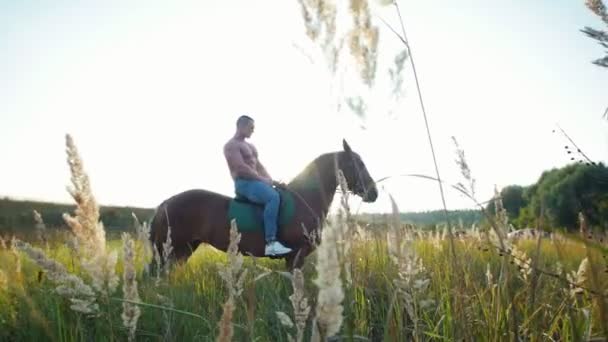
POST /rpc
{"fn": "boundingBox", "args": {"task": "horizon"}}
[1,0,607,214]
[0,193,490,216]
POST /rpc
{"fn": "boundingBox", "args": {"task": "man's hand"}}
[272,180,287,189]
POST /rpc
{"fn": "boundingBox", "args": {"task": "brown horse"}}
[149,139,378,270]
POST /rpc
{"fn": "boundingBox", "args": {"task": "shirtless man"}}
[223,115,293,256]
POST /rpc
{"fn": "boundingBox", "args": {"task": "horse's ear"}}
[343,139,352,154]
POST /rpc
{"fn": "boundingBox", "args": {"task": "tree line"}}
[2,162,606,236]
[0,198,155,236]
[486,162,608,231]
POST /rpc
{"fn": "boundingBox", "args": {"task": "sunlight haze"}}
[1,0,607,215]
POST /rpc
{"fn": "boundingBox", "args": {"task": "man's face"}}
[240,120,254,138]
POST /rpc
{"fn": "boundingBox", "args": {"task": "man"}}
[223,115,293,256]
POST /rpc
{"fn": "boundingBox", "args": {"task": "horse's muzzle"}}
[363,186,378,202]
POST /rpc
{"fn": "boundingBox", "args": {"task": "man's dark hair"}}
[236,115,254,128]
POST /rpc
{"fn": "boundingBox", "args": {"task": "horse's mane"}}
[288,151,342,188]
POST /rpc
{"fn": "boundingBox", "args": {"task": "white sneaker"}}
[265,241,292,256]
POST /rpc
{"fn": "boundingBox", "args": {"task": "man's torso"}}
[225,138,258,180]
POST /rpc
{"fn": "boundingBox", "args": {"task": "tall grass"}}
[1,1,607,339]
[0,80,605,342]
[2,224,607,341]
[2,135,607,340]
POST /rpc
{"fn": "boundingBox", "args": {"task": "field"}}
[0,135,607,342]
[1,212,607,341]
[2,0,607,340]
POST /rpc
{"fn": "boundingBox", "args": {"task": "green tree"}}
[523,163,608,230]
[486,185,528,223]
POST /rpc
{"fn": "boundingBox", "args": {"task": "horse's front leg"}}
[284,246,311,271]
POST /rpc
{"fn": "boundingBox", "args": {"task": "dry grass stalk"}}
[63,134,105,255]
[586,0,608,24]
[430,229,443,251]
[155,293,174,340]
[81,241,119,297]
[152,212,174,287]
[152,227,174,287]
[579,212,590,240]
[348,0,379,87]
[13,240,98,314]
[276,311,296,342]
[485,263,494,287]
[290,268,311,342]
[313,218,344,338]
[217,297,235,342]
[132,213,153,274]
[66,235,80,258]
[153,245,163,287]
[218,220,247,299]
[9,237,22,282]
[582,0,608,68]
[297,0,339,72]
[567,257,590,297]
[510,246,532,281]
[387,195,432,338]
[489,188,511,252]
[0,269,7,292]
[0,235,6,250]
[33,210,48,246]
[62,134,118,297]
[386,194,405,265]
[162,225,174,278]
[452,137,476,198]
[555,261,564,276]
[336,169,352,226]
[302,222,321,248]
[216,219,248,342]
[121,233,141,342]
[276,311,295,328]
[336,169,354,285]
[388,48,409,115]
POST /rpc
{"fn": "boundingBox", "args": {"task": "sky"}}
[1,0,607,215]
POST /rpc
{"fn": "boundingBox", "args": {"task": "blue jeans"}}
[234,178,280,243]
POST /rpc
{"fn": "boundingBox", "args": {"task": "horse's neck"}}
[288,153,340,221]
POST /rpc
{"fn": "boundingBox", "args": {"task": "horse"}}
[148,139,378,270]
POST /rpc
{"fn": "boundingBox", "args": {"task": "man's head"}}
[236,115,254,138]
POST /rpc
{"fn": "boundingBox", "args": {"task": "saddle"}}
[227,187,296,232]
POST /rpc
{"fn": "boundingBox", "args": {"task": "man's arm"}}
[251,144,273,180]
[256,160,272,180]
[252,149,285,187]
[224,142,269,182]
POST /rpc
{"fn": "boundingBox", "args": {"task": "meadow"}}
[0,135,607,342]
[1,218,607,341]
[2,0,607,340]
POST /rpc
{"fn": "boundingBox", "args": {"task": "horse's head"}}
[337,139,378,203]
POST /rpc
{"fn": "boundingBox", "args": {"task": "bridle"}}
[346,152,374,200]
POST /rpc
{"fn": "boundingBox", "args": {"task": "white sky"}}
[1,0,607,214]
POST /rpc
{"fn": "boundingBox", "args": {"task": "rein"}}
[349,152,375,199]
[271,151,371,233]
[280,154,338,231]
[277,184,319,222]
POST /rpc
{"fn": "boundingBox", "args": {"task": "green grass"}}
[0,229,606,341]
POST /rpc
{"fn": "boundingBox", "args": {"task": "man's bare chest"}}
[239,143,256,160]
